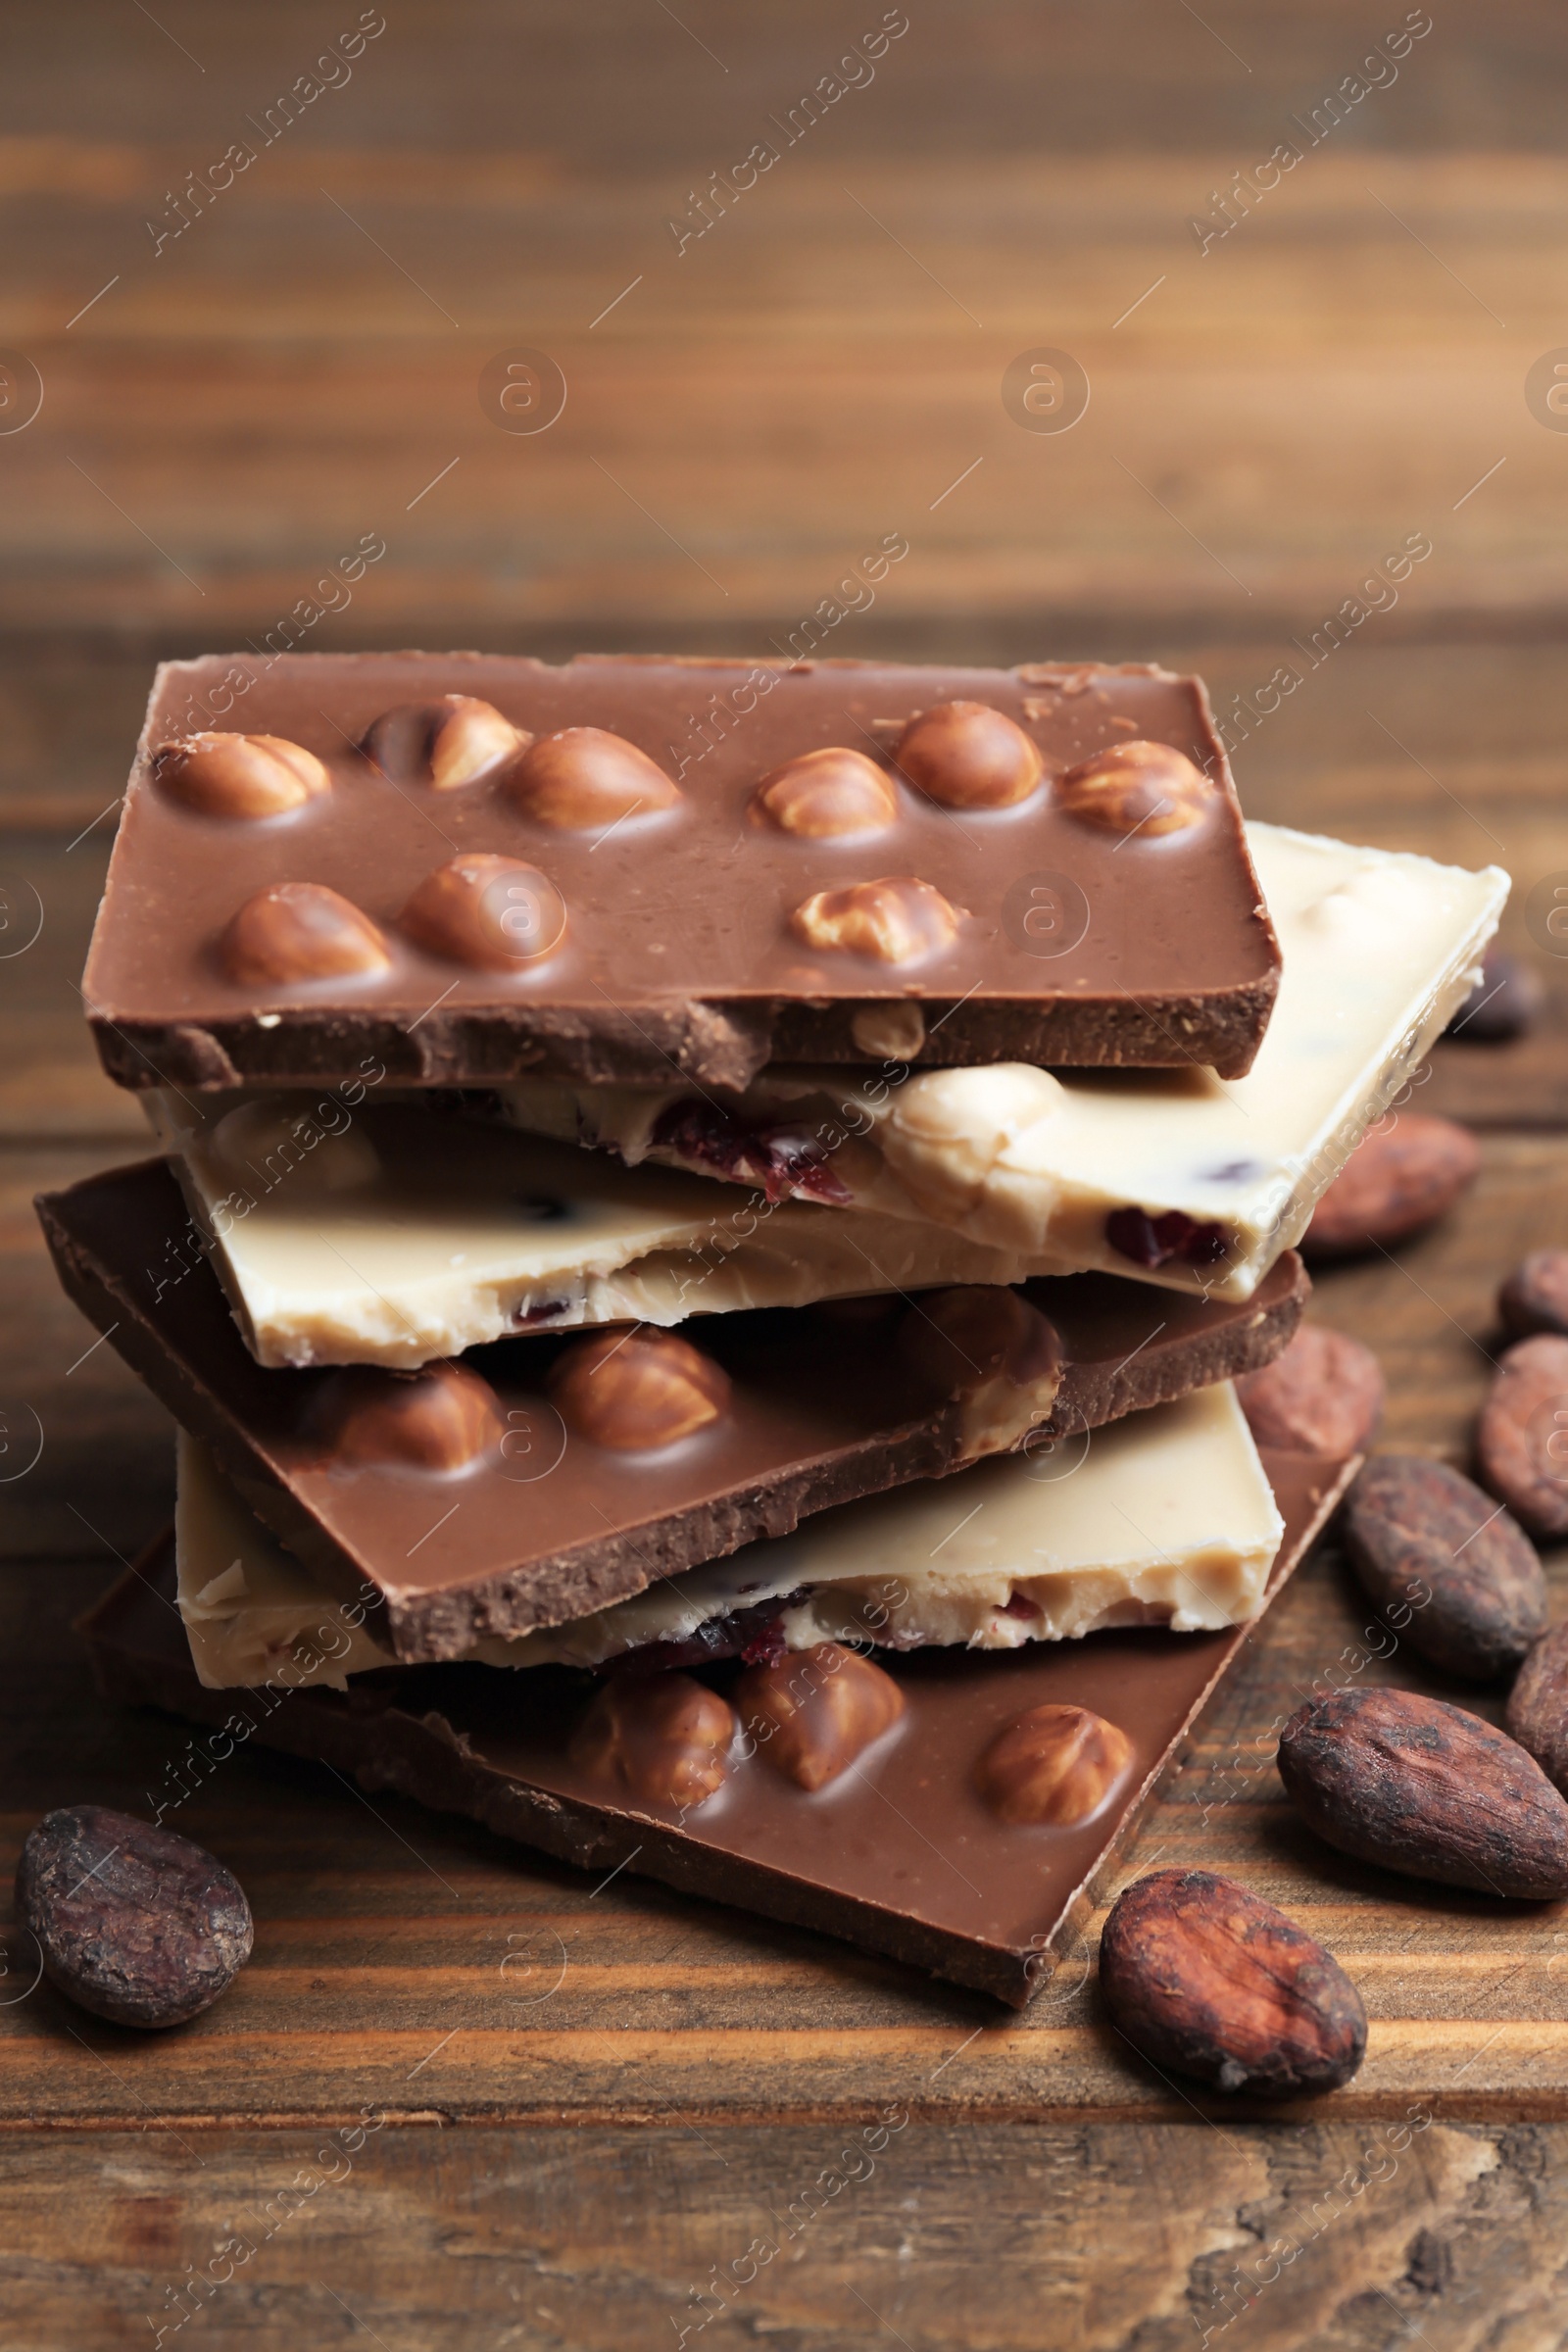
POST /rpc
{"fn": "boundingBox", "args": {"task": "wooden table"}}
[3,4,1568,2342]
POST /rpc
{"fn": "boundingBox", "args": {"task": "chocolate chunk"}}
[735,1643,905,1790]
[82,654,1281,1089]
[1236,1325,1384,1458]
[1278,1688,1568,1897]
[1505,1625,1568,1797]
[1476,1335,1568,1540]
[1303,1113,1480,1256]
[16,1805,253,2029]
[1446,946,1543,1042]
[1342,1453,1546,1680]
[1498,1250,1568,1342]
[1099,1869,1366,2095]
[975,1703,1132,1826]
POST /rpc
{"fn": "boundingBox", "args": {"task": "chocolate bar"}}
[82,654,1282,1095]
[145,1088,1135,1368]
[174,1382,1287,1683]
[82,1444,1356,2005]
[486,823,1507,1301]
[36,1156,1307,1659]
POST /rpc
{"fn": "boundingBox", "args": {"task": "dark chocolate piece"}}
[83,655,1280,1093]
[78,1450,1356,2006]
[36,1157,1308,1661]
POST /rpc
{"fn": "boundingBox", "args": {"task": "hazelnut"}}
[752,749,897,838]
[568,1672,735,1808]
[400,854,567,970]
[311,1360,506,1471]
[220,884,392,985]
[152,732,330,819]
[789,876,963,965]
[901,1286,1060,1402]
[1055,740,1216,837]
[893,702,1044,810]
[360,695,529,791]
[549,1329,731,1450]
[509,727,681,830]
[735,1642,905,1791]
[975,1703,1133,1826]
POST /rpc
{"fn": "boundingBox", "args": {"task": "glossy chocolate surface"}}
[37,1157,1307,1660]
[82,1448,1356,2006]
[84,655,1279,1092]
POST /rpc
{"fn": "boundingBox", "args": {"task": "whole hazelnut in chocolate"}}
[1055,740,1215,837]
[900,1286,1061,1403]
[360,695,528,791]
[312,1360,506,1471]
[789,876,963,964]
[975,1703,1133,1826]
[220,883,392,985]
[508,727,681,830]
[736,1642,905,1790]
[568,1673,735,1808]
[753,748,897,839]
[549,1328,731,1451]
[400,854,567,969]
[893,702,1044,810]
[153,732,330,819]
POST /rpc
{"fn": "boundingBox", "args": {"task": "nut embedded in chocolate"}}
[567,1673,735,1809]
[1499,1250,1568,1342]
[313,1359,507,1470]
[1055,739,1216,837]
[736,1642,905,1790]
[975,1702,1133,1826]
[16,1804,253,2029]
[220,882,392,985]
[1099,1868,1367,2096]
[901,1285,1061,1403]
[549,1328,731,1451]
[752,747,898,838]
[789,876,964,964]
[152,731,331,819]
[400,853,567,969]
[1303,1113,1480,1256]
[360,694,529,791]
[1506,1624,1568,1796]
[1277,1687,1568,1898]
[1476,1335,1568,1541]
[509,726,681,830]
[1342,1453,1545,1681]
[893,702,1045,810]
[1235,1325,1384,1459]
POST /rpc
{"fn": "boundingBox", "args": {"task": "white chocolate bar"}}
[147,1095,1090,1369]
[491,823,1507,1301]
[174,1384,1283,1688]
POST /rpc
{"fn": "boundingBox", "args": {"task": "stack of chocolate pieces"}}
[48,655,1507,2003]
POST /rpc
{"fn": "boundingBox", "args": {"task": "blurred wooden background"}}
[3,5,1568,2345]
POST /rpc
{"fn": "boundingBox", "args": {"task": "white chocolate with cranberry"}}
[147,1091,1085,1369]
[490,823,1506,1301]
[174,1385,1282,1687]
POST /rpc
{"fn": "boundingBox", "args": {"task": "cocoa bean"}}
[1342,1453,1546,1680]
[1303,1114,1480,1257]
[1098,1868,1366,2096]
[16,1805,253,2029]
[1445,947,1543,1043]
[1235,1325,1384,1458]
[1477,1336,1568,1541]
[1277,1688,1568,1898]
[1498,1250,1568,1343]
[1505,1624,1568,1796]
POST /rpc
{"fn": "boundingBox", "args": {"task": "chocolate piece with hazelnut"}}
[1055,739,1215,837]
[752,748,898,838]
[153,733,330,819]
[568,1673,736,1809]
[900,1286,1061,1405]
[975,1702,1133,1826]
[789,876,964,964]
[360,695,529,791]
[736,1642,905,1790]
[509,727,681,830]
[400,854,567,970]
[893,702,1044,810]
[220,883,391,985]
[549,1328,731,1451]
[310,1359,506,1471]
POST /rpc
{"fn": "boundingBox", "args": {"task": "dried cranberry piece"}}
[1104,1205,1229,1271]
[603,1592,807,1677]
[650,1100,852,1205]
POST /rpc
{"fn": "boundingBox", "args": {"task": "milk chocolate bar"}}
[36,1156,1307,1660]
[82,1445,1356,2005]
[82,654,1281,1095]
[488,824,1507,1302]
